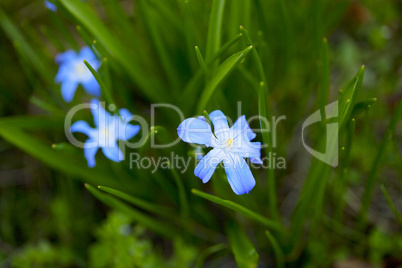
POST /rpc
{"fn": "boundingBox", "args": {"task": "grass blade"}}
[339,65,365,128]
[85,184,181,238]
[226,222,259,268]
[196,46,253,112]
[358,100,402,227]
[195,46,209,75]
[98,186,176,220]
[205,0,227,63]
[240,25,280,222]
[351,98,378,117]
[83,59,115,107]
[137,0,181,91]
[265,231,285,268]
[191,189,283,232]
[380,185,402,225]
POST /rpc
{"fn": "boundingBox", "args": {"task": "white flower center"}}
[74,61,91,81]
[223,138,233,149]
[98,127,110,146]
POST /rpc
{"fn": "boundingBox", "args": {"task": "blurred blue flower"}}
[55,47,101,102]
[45,1,57,11]
[177,110,262,195]
[71,99,140,167]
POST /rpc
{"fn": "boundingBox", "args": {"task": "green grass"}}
[0,0,401,267]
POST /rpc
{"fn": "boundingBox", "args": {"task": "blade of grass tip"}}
[226,223,259,268]
[265,231,285,268]
[358,100,402,228]
[191,189,283,232]
[240,25,280,223]
[351,98,378,118]
[85,184,181,238]
[195,243,227,268]
[380,184,402,225]
[137,0,181,91]
[83,59,115,109]
[205,0,227,64]
[195,46,209,75]
[339,66,365,128]
[202,110,215,133]
[196,46,253,112]
[98,186,176,220]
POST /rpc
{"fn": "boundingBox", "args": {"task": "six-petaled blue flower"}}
[71,99,140,167]
[55,47,101,102]
[177,110,262,195]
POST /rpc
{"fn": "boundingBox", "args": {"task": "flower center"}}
[225,138,233,148]
[99,127,109,143]
[75,63,87,75]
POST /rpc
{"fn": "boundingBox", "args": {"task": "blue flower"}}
[71,99,141,167]
[45,1,57,11]
[177,110,262,195]
[55,47,101,102]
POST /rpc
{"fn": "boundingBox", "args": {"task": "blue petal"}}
[223,153,256,195]
[119,108,132,120]
[230,141,262,163]
[194,149,225,183]
[61,80,78,102]
[79,46,96,61]
[90,99,110,129]
[121,124,140,141]
[84,140,99,168]
[55,50,76,64]
[71,120,95,138]
[45,1,57,11]
[82,78,101,97]
[55,65,70,83]
[209,110,230,141]
[116,109,140,140]
[102,144,123,163]
[231,115,257,141]
[177,118,214,146]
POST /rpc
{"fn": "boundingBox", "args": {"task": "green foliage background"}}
[0,0,401,267]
